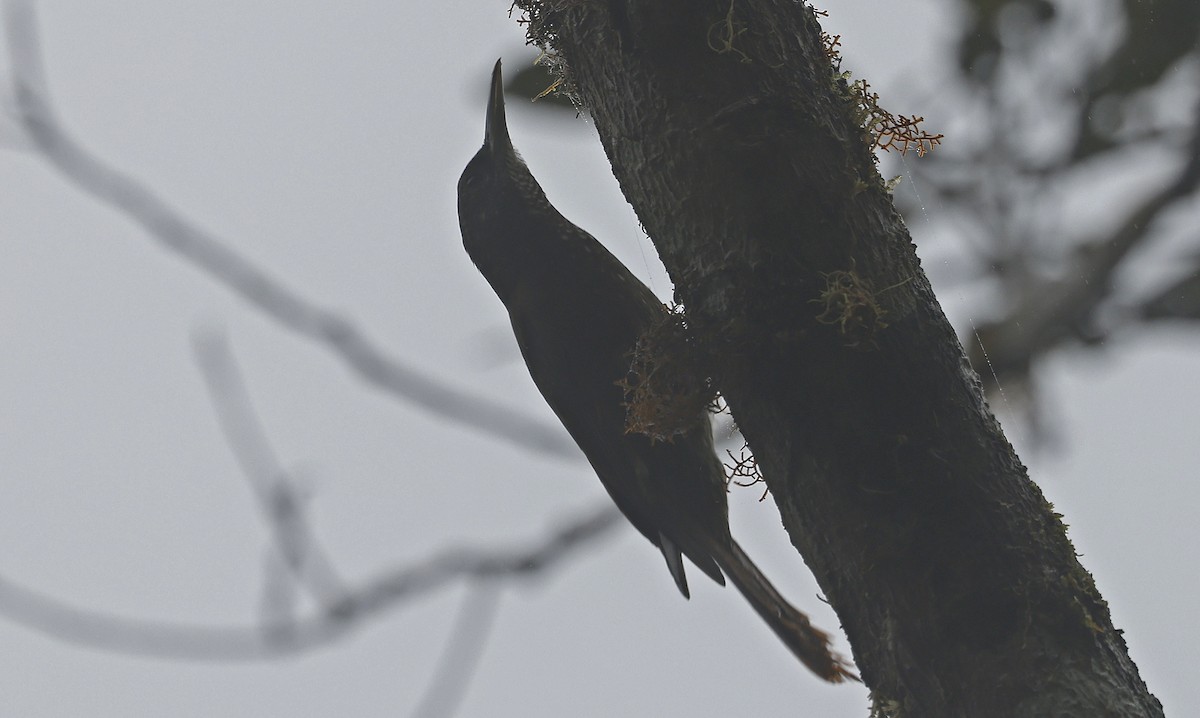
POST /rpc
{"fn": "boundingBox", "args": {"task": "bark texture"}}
[514,0,1163,715]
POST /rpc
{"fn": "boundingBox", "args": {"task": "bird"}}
[458,59,852,682]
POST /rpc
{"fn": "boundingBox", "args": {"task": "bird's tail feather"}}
[711,539,858,683]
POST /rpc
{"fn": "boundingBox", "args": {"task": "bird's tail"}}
[711,539,858,683]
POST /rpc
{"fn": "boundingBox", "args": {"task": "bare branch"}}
[969,106,1200,385]
[0,502,621,661]
[408,584,501,718]
[1,0,577,461]
[192,326,348,610]
[344,503,622,617]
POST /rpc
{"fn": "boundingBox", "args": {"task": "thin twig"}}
[192,326,348,610]
[1,0,577,461]
[0,502,622,661]
[408,583,502,718]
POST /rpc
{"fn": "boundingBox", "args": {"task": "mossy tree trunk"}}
[515,0,1163,715]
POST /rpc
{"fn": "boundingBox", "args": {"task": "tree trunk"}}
[514,0,1163,714]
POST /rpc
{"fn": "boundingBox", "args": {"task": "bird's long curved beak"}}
[484,59,511,157]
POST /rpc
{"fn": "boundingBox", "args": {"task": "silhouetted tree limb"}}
[513,0,1163,713]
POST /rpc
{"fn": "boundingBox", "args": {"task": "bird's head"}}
[458,60,548,239]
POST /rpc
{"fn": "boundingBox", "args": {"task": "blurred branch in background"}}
[408,583,501,718]
[193,327,350,616]
[0,0,624,683]
[897,0,1200,437]
[1,0,579,462]
[0,499,619,661]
